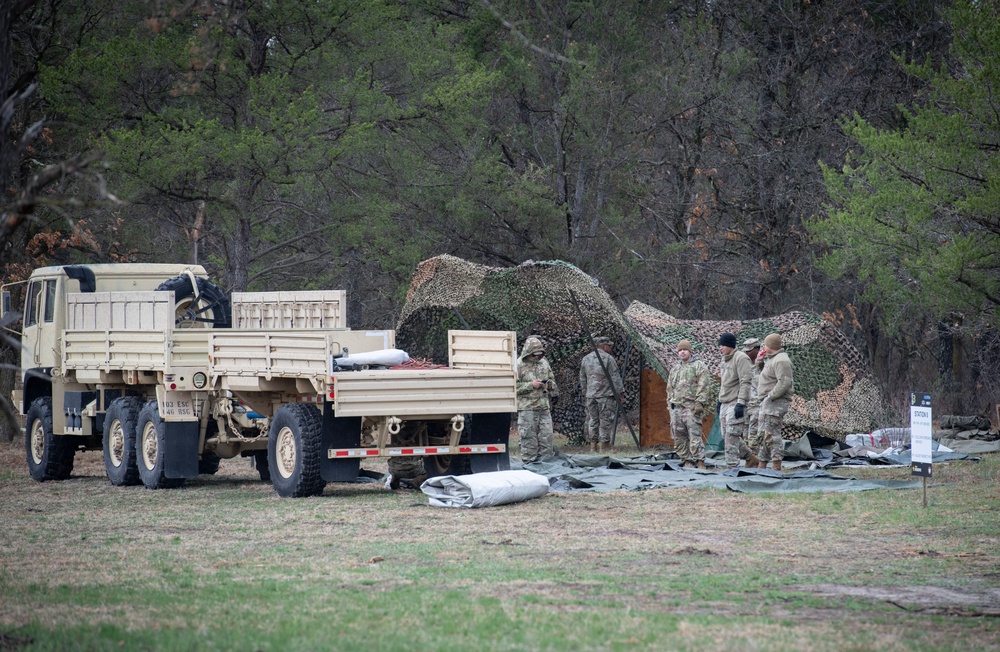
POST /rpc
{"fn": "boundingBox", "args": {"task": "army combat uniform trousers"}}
[585,396,617,445]
[670,405,705,464]
[757,396,790,463]
[720,399,752,467]
[519,408,554,463]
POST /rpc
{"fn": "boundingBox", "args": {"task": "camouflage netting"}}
[625,302,887,441]
[397,255,644,442]
[397,255,887,443]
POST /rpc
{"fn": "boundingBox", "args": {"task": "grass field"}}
[1,436,998,652]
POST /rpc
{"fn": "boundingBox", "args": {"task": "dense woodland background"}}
[1,0,998,433]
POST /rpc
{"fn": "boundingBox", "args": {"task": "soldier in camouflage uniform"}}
[386,422,429,490]
[741,338,765,459]
[666,340,712,469]
[517,336,560,463]
[578,336,623,453]
[717,332,759,468]
[755,333,795,471]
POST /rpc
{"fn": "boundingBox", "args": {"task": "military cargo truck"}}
[1,264,514,497]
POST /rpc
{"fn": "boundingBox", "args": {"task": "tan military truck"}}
[1,264,515,497]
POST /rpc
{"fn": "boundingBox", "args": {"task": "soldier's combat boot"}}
[746,453,760,468]
[589,443,596,453]
[409,474,427,489]
[696,460,707,470]
[770,460,782,472]
[597,442,604,454]
[757,460,767,469]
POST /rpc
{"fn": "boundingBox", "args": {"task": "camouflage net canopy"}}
[397,255,643,440]
[397,255,887,442]
[625,303,886,441]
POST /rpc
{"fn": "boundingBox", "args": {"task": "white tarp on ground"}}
[421,470,550,508]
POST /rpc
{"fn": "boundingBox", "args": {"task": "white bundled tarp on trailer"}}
[421,470,550,508]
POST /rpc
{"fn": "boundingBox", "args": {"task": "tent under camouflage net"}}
[397,255,644,442]
[625,302,888,441]
[397,255,887,444]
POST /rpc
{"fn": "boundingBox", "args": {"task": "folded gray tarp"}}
[421,469,550,508]
[516,452,922,494]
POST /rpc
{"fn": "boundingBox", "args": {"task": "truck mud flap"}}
[469,412,511,474]
[164,421,200,479]
[321,407,362,483]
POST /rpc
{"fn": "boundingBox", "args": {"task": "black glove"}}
[716,401,721,416]
[550,395,558,406]
[734,403,745,419]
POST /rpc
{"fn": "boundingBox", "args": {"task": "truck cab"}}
[3,264,212,417]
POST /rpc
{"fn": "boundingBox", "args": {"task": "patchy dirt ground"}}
[1,435,998,649]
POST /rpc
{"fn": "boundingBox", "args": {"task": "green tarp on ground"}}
[514,452,923,493]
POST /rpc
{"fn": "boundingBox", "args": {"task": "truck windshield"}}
[44,280,57,322]
[24,282,41,327]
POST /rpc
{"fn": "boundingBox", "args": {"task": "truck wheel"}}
[136,401,185,489]
[253,450,271,482]
[423,421,471,478]
[103,396,143,486]
[25,397,75,482]
[267,404,325,497]
[155,275,231,329]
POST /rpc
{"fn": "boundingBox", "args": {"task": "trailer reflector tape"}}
[326,444,506,459]
[294,396,323,403]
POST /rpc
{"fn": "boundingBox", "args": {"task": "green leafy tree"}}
[812,0,1000,332]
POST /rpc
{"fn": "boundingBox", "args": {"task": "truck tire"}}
[267,404,325,498]
[25,397,75,481]
[423,421,471,478]
[103,396,144,486]
[136,401,185,489]
[253,450,271,482]
[155,275,231,329]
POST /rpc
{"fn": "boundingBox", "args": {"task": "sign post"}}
[910,392,933,508]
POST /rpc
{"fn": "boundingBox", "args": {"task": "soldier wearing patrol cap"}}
[741,338,763,456]
[579,335,623,454]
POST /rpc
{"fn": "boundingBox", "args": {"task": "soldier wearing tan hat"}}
[754,333,794,471]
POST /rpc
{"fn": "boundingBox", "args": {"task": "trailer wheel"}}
[25,397,75,482]
[253,450,271,482]
[136,401,185,489]
[268,404,325,497]
[103,396,144,486]
[155,275,231,329]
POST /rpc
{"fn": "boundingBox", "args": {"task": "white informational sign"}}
[910,392,933,476]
